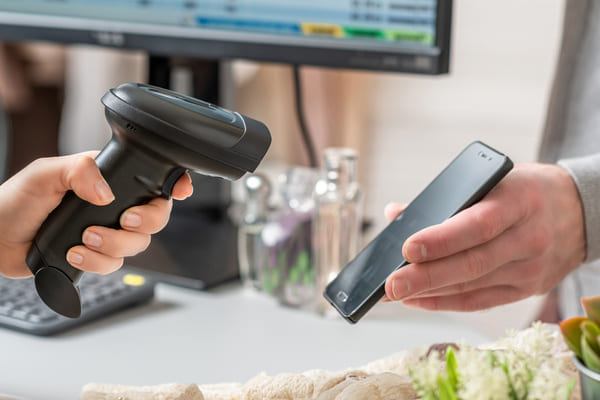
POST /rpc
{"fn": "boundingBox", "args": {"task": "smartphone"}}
[323,141,513,324]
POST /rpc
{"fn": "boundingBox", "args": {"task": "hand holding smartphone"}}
[323,141,513,323]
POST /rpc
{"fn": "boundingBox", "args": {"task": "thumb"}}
[25,152,114,206]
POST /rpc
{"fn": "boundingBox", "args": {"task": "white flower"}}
[408,323,576,400]
[455,347,510,400]
[408,349,446,396]
[528,362,575,400]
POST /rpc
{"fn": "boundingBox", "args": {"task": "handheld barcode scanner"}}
[26,83,271,318]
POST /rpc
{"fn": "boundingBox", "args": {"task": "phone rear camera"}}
[337,291,349,303]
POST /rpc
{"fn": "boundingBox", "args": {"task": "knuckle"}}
[66,155,97,186]
[463,249,488,280]
[104,247,122,258]
[428,228,451,258]
[73,154,97,175]
[455,280,471,294]
[98,239,121,258]
[522,260,544,281]
[28,157,47,170]
[416,265,434,292]
[534,283,551,295]
[523,182,545,216]
[472,206,502,243]
[536,276,558,295]
[526,225,551,255]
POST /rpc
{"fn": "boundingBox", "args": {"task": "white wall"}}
[364,0,565,336]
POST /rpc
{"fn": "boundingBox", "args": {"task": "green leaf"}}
[582,296,600,326]
[306,267,314,282]
[262,268,278,294]
[581,332,600,373]
[437,377,457,400]
[560,317,586,359]
[487,350,498,368]
[495,355,520,400]
[287,266,299,284]
[445,347,459,393]
[581,320,600,355]
[297,250,310,272]
[560,380,576,400]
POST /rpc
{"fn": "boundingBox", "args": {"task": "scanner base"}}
[32,262,81,319]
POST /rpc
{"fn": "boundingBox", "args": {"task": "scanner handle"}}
[26,134,185,317]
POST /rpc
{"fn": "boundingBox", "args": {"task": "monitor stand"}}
[125,56,240,290]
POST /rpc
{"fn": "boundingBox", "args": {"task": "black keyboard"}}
[0,270,155,336]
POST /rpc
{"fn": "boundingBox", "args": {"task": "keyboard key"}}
[10,309,28,320]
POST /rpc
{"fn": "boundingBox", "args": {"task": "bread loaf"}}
[79,324,578,400]
[80,383,203,400]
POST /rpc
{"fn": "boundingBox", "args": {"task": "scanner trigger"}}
[161,167,187,199]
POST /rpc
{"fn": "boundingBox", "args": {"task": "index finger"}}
[171,172,193,200]
[402,188,525,264]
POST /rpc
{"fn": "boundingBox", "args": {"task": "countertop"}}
[1,282,491,399]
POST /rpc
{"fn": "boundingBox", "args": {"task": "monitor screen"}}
[0,0,452,74]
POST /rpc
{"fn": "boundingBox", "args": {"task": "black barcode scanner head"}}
[26,83,271,318]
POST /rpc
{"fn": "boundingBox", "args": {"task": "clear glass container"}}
[274,166,320,306]
[312,148,362,314]
[238,173,271,290]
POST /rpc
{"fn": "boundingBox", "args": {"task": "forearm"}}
[559,153,600,262]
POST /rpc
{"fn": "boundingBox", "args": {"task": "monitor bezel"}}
[0,0,452,74]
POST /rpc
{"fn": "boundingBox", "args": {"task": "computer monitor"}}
[0,0,452,74]
[0,0,453,289]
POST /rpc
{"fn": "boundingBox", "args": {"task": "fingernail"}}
[384,203,395,215]
[121,212,142,228]
[405,242,426,262]
[83,231,102,248]
[94,179,114,203]
[392,278,410,300]
[67,251,83,266]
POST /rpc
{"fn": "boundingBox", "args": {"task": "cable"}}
[292,65,318,168]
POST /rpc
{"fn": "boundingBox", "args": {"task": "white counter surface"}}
[1,282,490,399]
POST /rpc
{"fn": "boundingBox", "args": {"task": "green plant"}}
[560,296,600,373]
[409,323,575,400]
[410,347,459,400]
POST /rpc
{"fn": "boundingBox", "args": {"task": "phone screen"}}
[324,142,512,320]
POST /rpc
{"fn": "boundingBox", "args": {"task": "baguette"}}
[80,383,203,400]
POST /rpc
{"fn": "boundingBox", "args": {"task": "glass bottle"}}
[238,173,271,290]
[312,148,362,314]
[276,166,319,306]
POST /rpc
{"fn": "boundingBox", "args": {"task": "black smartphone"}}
[323,141,513,324]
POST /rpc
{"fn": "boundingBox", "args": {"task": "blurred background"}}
[0,0,565,337]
